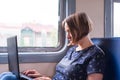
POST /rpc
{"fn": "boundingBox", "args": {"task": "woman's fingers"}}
[27,73,42,78]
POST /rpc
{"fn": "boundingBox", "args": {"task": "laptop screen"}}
[7,36,20,79]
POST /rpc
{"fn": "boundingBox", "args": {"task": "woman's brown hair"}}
[62,12,93,44]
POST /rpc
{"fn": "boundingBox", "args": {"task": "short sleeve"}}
[87,52,105,75]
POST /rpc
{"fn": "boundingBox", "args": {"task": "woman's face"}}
[64,22,72,42]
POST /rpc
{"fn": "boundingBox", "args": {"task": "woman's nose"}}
[67,34,71,39]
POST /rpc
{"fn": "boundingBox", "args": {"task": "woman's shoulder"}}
[92,45,105,58]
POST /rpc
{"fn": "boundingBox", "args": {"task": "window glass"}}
[113,2,120,37]
[0,0,59,47]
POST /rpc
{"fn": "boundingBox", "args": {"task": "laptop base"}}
[20,73,33,80]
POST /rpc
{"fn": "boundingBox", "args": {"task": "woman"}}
[23,12,105,80]
[0,12,105,80]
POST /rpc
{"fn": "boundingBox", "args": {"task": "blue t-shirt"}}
[52,45,105,80]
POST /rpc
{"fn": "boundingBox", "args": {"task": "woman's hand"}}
[22,69,42,78]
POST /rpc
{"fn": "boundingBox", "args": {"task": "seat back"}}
[92,37,120,80]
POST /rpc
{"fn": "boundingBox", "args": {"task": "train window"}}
[113,2,120,37]
[0,0,65,52]
[105,0,120,37]
[0,0,75,63]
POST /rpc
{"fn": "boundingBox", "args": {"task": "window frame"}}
[0,0,75,64]
[104,0,120,37]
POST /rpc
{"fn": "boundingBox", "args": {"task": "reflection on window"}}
[0,0,58,47]
[113,3,120,37]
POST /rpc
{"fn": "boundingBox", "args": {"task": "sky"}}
[0,0,58,26]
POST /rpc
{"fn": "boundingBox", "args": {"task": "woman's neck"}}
[76,36,93,51]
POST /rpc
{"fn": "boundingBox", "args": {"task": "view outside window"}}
[0,0,59,47]
[113,3,120,37]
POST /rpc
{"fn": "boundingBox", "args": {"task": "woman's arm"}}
[33,76,51,80]
[87,73,103,80]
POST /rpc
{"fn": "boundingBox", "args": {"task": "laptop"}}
[7,36,33,80]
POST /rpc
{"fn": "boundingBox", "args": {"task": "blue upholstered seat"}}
[92,37,120,80]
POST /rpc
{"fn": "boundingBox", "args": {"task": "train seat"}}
[92,37,120,80]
